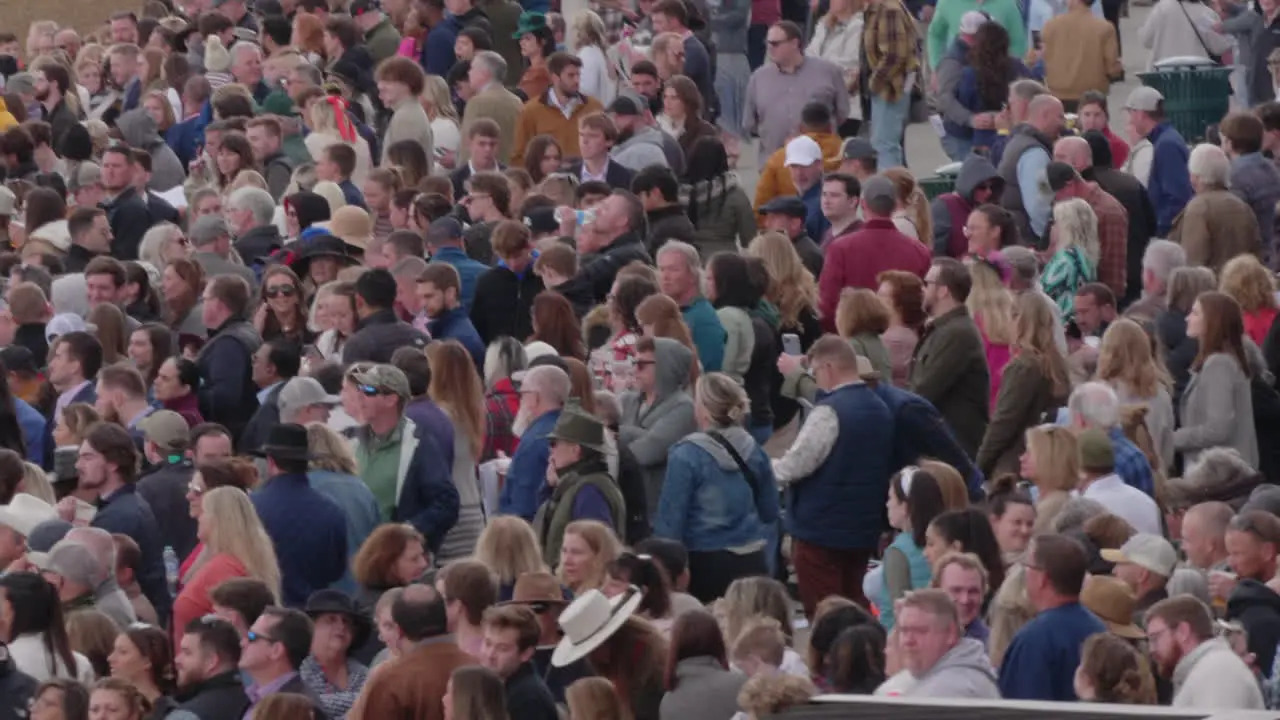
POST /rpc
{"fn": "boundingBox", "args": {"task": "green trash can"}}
[918,161,963,201]
[1137,61,1232,143]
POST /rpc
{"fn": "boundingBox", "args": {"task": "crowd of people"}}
[0,0,1275,717]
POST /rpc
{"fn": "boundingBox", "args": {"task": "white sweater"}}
[1137,0,1231,70]
[9,633,95,684]
[577,44,617,105]
[1172,638,1265,710]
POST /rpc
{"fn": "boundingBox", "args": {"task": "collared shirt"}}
[257,381,284,406]
[1078,472,1161,535]
[580,159,609,183]
[244,672,299,719]
[54,380,92,420]
[546,88,582,120]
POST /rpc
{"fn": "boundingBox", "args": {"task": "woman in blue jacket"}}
[653,372,780,603]
[955,22,1035,154]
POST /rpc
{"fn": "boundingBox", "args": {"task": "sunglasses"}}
[264,285,297,299]
[358,383,388,397]
[246,630,278,644]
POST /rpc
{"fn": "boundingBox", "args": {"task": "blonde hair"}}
[1025,425,1079,494]
[720,576,793,646]
[967,260,1016,345]
[1219,253,1277,313]
[572,11,610,50]
[695,372,749,428]
[919,459,969,510]
[988,563,1035,668]
[473,516,546,587]
[566,677,628,720]
[559,520,620,593]
[737,674,818,717]
[1167,266,1217,313]
[421,75,458,123]
[730,616,788,665]
[1012,291,1069,396]
[746,231,820,328]
[1053,198,1100,266]
[305,423,357,474]
[20,463,57,505]
[201,487,282,601]
[1096,318,1170,399]
[882,167,931,242]
[426,341,486,459]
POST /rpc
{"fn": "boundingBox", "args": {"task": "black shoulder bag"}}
[706,430,760,504]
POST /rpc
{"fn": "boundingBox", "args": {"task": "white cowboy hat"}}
[551,587,643,668]
[0,494,56,538]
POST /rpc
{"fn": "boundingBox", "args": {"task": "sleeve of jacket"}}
[817,247,846,330]
[754,156,782,217]
[975,360,1038,477]
[619,401,694,468]
[114,203,154,259]
[424,28,457,75]
[403,431,460,550]
[652,443,694,540]
[930,197,953,256]
[1152,142,1193,235]
[198,340,252,427]
[1173,356,1241,451]
[910,327,971,405]
[502,438,551,520]
[933,58,973,128]
[733,193,757,248]
[751,445,781,524]
[511,106,533,165]
[1173,200,1211,267]
[997,634,1050,699]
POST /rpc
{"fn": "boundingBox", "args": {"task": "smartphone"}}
[782,333,802,356]
[1032,30,1042,50]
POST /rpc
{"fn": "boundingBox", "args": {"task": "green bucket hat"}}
[546,402,607,455]
[513,11,548,38]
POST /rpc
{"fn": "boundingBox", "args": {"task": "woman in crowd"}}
[444,665,509,720]
[524,136,564,184]
[305,423,377,569]
[128,325,172,390]
[965,204,1019,257]
[89,303,129,365]
[153,357,203,427]
[634,295,700,380]
[314,281,358,362]
[386,141,432,189]
[805,0,863,134]
[747,231,823,351]
[29,678,90,720]
[0,572,94,683]
[107,624,175,718]
[284,192,334,240]
[80,56,118,123]
[1176,290,1259,468]
[986,476,1035,563]
[558,520,621,594]
[530,291,587,362]
[654,373,779,603]
[591,275,658,392]
[173,484,281,640]
[301,591,370,717]
[121,263,163,324]
[426,341,488,563]
[956,22,1031,154]
[1075,632,1158,704]
[162,258,206,341]
[988,564,1035,668]
[721,577,808,675]
[66,611,114,680]
[351,524,429,664]
[580,609,668,720]
[805,601,880,690]
[421,76,461,160]
[835,288,893,382]
[88,678,151,720]
[977,293,1070,478]
[968,257,1015,409]
[1157,266,1218,407]
[573,11,618,104]
[137,224,191,272]
[1021,424,1081,534]
[878,467,946,631]
[683,138,756,258]
[1096,318,1176,471]
[882,168,931,242]
[875,270,925,387]
[482,337,526,461]
[516,12,558,101]
[364,168,402,245]
[1041,198,1099,322]
[659,76,717,164]
[473,516,546,601]
[214,131,257,191]
[567,677,629,720]
[660,610,746,720]
[305,98,373,186]
[923,508,1007,598]
[604,553,674,634]
[706,252,756,381]
[142,91,176,136]
[1220,254,1278,346]
[255,266,314,346]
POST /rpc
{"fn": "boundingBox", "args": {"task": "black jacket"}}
[12,324,47,367]
[175,671,250,720]
[195,317,263,446]
[235,224,284,267]
[102,187,153,260]
[531,647,593,704]
[792,232,824,279]
[42,98,79,151]
[645,204,699,256]
[136,459,198,561]
[1227,579,1280,681]
[64,243,104,274]
[561,231,652,305]
[343,309,429,364]
[92,483,171,624]
[505,661,560,720]
[1085,165,1156,308]
[565,158,635,191]
[469,263,545,345]
[450,162,507,201]
[0,645,36,720]
[240,383,283,455]
[262,151,295,201]
[146,191,181,226]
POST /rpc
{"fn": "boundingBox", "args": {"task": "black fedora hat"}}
[304,589,372,654]
[251,424,313,461]
[289,230,357,279]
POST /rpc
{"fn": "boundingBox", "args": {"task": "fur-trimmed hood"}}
[1166,447,1263,510]
[679,172,743,207]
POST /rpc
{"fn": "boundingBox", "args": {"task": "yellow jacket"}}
[0,98,17,132]
[753,131,843,226]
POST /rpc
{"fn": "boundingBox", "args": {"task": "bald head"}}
[1182,501,1235,570]
[1028,95,1065,136]
[1054,136,1092,172]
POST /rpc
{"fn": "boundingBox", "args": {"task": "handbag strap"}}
[1176,1,1218,62]
[706,430,760,503]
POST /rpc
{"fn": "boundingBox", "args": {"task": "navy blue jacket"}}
[15,398,45,466]
[1146,122,1194,236]
[786,383,894,549]
[801,182,828,243]
[422,8,493,75]
[405,397,456,474]
[166,117,202,171]
[999,602,1105,700]
[338,180,367,209]
[195,319,262,448]
[428,306,486,371]
[430,247,488,313]
[384,419,461,552]
[252,472,348,607]
[872,383,985,500]
[92,483,171,624]
[343,309,429,364]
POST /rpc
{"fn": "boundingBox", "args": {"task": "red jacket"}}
[819,218,932,329]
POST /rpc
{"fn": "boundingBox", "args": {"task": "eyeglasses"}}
[264,284,297,299]
[246,630,278,644]
[357,383,388,397]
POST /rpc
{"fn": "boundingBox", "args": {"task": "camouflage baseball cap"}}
[351,364,410,400]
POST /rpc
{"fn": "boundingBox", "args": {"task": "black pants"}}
[1102,0,1124,55]
[687,548,769,604]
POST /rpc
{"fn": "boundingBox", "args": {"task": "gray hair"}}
[1166,266,1217,313]
[472,51,506,85]
[1050,497,1107,534]
[1067,380,1120,429]
[523,365,571,407]
[1142,239,1187,288]
[138,222,184,267]
[53,527,117,587]
[231,42,263,64]
[657,240,701,272]
[227,187,276,226]
[1188,143,1230,188]
[1010,79,1048,102]
[293,61,323,87]
[1000,245,1040,285]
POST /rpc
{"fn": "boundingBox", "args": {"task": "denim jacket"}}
[653,426,779,552]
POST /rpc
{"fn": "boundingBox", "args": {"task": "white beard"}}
[512,404,533,437]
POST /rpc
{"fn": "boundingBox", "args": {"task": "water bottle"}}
[164,546,179,598]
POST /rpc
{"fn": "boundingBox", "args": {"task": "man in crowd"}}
[239,607,324,712]
[190,215,258,289]
[633,166,698,253]
[1124,240,1185,326]
[359,584,474,715]
[343,269,430,364]
[52,527,137,625]
[608,93,677,173]
[817,173,862,256]
[620,337,696,516]
[1046,161,1128,299]
[502,365,569,520]
[418,264,485,369]
[1075,428,1161,535]
[241,340,301,454]
[1103,533,1177,626]
[480,604,559,720]
[174,615,250,718]
[1220,111,1280,263]
[1125,87,1192,236]
[450,119,505,199]
[782,136,827,243]
[1145,595,1265,708]
[879,589,1000,698]
[99,144,152,260]
[246,117,295,201]
[64,206,113,275]
[49,331,101,418]
[470,220,545,344]
[136,410,198,562]
[933,12,997,162]
[557,191,650,304]
[999,93,1063,247]
[95,363,154,436]
[512,53,603,163]
[1219,511,1280,680]
[1066,382,1156,495]
[459,52,523,164]
[426,217,488,313]
[1072,283,1117,341]
[934,552,990,643]
[197,275,262,445]
[567,114,634,190]
[1181,501,1233,573]
[657,241,725,372]
[929,154,1002,259]
[1037,0,1122,111]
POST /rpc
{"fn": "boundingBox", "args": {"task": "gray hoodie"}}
[929,154,1002,257]
[612,125,671,172]
[619,337,697,514]
[900,638,1001,699]
[116,109,187,192]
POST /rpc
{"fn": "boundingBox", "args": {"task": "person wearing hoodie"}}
[753,103,842,218]
[929,155,1004,259]
[619,336,697,517]
[652,371,775,602]
[608,93,673,173]
[425,0,495,75]
[1219,510,1280,681]
[1145,595,1265,709]
[875,589,1000,698]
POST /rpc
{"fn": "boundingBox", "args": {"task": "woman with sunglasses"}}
[254,266,315,346]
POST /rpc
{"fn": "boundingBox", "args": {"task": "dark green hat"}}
[1078,428,1115,473]
[546,402,607,454]
[514,11,548,38]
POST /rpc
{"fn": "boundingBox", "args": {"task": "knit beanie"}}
[204,35,232,74]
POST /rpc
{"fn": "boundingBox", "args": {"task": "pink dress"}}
[976,315,1012,411]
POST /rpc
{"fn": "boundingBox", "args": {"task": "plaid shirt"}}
[300,657,369,719]
[483,378,521,462]
[862,0,920,102]
[1080,182,1129,300]
[1110,426,1155,497]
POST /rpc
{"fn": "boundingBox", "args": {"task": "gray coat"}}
[1175,352,1259,469]
[193,251,257,289]
[659,657,746,720]
[620,338,697,515]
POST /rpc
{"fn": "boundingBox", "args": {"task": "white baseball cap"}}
[1101,533,1178,577]
[784,135,824,167]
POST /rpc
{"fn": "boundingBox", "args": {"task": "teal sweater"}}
[927,0,1027,69]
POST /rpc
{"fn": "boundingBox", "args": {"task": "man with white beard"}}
[500,366,570,521]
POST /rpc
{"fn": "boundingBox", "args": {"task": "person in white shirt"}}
[572,11,618,104]
[1075,428,1161,535]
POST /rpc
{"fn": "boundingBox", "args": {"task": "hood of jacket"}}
[686,425,757,472]
[29,219,71,252]
[617,124,666,153]
[652,336,694,399]
[286,191,332,231]
[955,155,1002,202]
[1226,578,1280,617]
[911,638,999,694]
[680,172,743,207]
[116,108,163,150]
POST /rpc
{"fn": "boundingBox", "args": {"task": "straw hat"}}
[323,205,373,252]
[551,587,643,668]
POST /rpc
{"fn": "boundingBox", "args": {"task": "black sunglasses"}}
[264,284,297,299]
